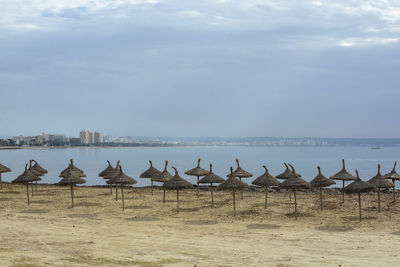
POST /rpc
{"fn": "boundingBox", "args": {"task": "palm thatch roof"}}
[60,159,86,178]
[344,170,376,193]
[57,169,86,185]
[218,167,250,190]
[29,160,47,175]
[151,160,173,183]
[0,163,11,173]
[280,165,310,190]
[99,160,116,177]
[252,165,280,187]
[104,161,121,180]
[368,164,394,189]
[276,163,301,179]
[226,158,253,178]
[310,166,336,188]
[199,164,225,184]
[383,161,400,180]
[110,166,137,185]
[163,167,193,189]
[140,160,161,178]
[185,158,209,177]
[330,159,356,181]
[12,164,38,184]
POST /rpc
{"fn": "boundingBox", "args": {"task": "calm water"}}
[0,146,399,186]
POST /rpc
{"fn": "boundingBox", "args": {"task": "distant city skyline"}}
[1,1,400,138]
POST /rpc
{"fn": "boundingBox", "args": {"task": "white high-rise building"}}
[80,130,90,144]
[94,132,103,143]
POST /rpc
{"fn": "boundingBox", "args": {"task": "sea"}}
[0,146,399,187]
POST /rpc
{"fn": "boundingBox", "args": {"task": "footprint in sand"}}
[316,225,354,232]
[246,224,280,230]
[125,216,160,222]
[184,220,218,226]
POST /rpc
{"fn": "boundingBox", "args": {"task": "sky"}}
[0,0,399,138]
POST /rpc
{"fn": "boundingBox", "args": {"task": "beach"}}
[1,184,400,266]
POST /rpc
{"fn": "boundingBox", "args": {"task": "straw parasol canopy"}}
[60,159,86,178]
[57,168,86,208]
[109,166,137,210]
[280,164,310,219]
[344,169,376,222]
[252,165,280,209]
[276,163,301,201]
[185,158,209,198]
[152,160,173,203]
[12,164,38,205]
[28,160,46,191]
[0,163,11,190]
[368,164,394,212]
[330,159,356,203]
[140,160,161,195]
[103,160,121,196]
[199,164,225,206]
[310,166,336,210]
[226,158,252,199]
[163,166,193,213]
[218,167,249,216]
[383,161,400,203]
[99,160,115,177]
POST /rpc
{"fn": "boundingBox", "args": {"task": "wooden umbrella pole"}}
[151,181,154,195]
[393,179,396,205]
[163,189,166,203]
[197,176,200,198]
[320,187,323,211]
[358,192,361,222]
[31,183,34,197]
[71,184,74,208]
[233,188,236,216]
[26,183,30,205]
[110,183,112,194]
[121,185,125,211]
[265,186,268,209]
[115,185,118,201]
[0,173,2,190]
[239,178,243,199]
[294,189,297,220]
[176,189,179,214]
[35,181,38,191]
[289,190,292,201]
[211,182,214,207]
[342,180,345,203]
[378,188,381,213]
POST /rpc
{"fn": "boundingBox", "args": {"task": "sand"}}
[1,184,400,266]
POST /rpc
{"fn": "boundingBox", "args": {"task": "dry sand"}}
[1,184,400,266]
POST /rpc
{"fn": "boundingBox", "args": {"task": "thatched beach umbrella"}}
[368,164,394,213]
[151,160,173,203]
[163,167,193,213]
[383,162,400,204]
[330,159,356,203]
[12,164,37,205]
[252,165,281,209]
[104,161,122,200]
[60,159,86,178]
[344,170,376,222]
[58,169,86,208]
[276,163,301,201]
[140,160,161,195]
[99,160,119,194]
[310,166,336,210]
[28,160,47,191]
[199,164,225,207]
[280,165,310,219]
[109,166,137,210]
[226,158,252,199]
[0,163,11,190]
[218,167,249,216]
[185,158,209,198]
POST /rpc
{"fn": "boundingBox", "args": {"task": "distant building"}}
[80,130,90,144]
[94,131,102,143]
[103,135,112,143]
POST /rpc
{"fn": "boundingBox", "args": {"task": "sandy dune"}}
[1,184,400,266]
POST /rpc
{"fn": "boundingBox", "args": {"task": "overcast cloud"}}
[1,0,399,138]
